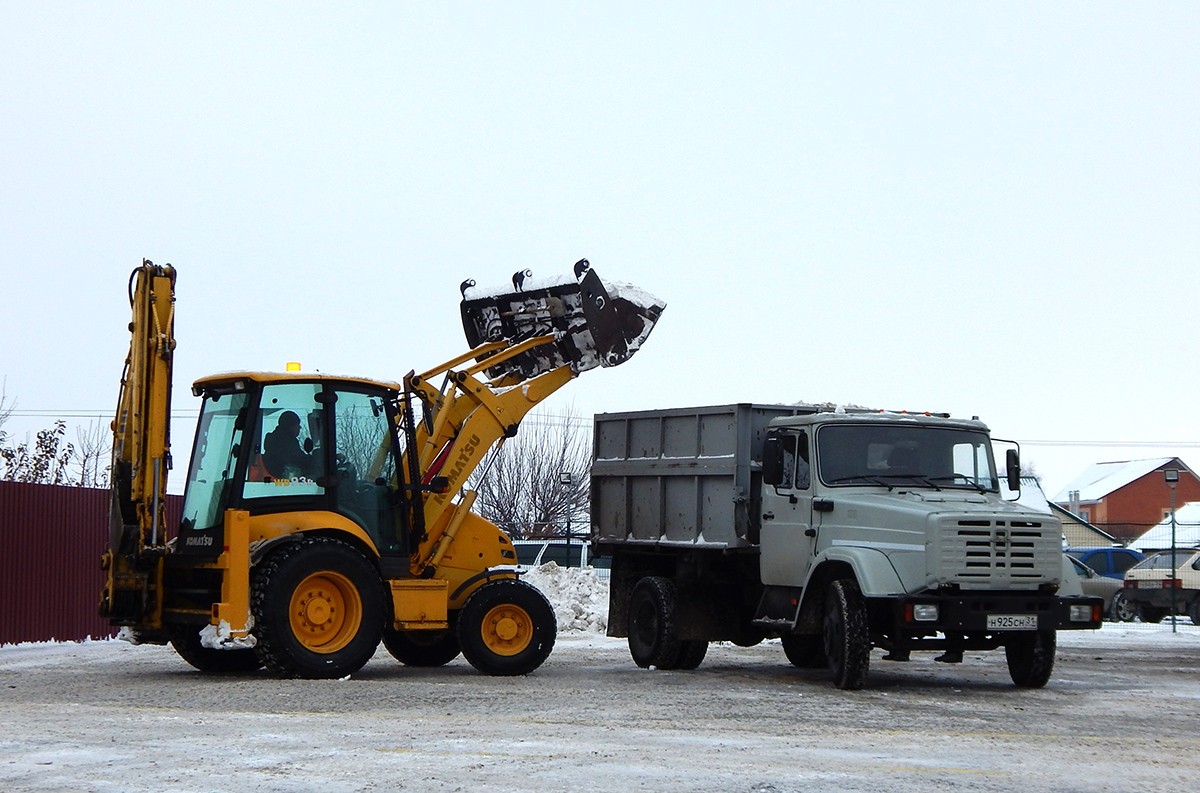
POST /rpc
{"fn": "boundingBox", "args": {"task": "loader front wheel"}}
[252,538,385,679]
[382,627,461,667]
[457,579,556,676]
[170,627,263,674]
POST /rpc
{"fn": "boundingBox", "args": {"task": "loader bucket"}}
[460,259,665,381]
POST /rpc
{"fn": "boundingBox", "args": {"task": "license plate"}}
[987,614,1038,631]
[1138,581,1162,589]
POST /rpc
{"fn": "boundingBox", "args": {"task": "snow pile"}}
[522,562,610,634]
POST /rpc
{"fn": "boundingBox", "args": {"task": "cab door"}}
[759,430,816,587]
[329,387,406,558]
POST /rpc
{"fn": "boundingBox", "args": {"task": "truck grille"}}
[934,517,1060,590]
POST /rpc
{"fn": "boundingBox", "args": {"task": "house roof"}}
[1017,476,1052,514]
[1129,501,1200,551]
[1051,457,1190,504]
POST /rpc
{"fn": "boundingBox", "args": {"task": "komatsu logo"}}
[185,535,214,547]
[434,433,481,503]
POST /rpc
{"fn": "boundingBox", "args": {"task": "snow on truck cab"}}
[592,404,1103,690]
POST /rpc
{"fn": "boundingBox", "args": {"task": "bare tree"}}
[0,420,74,484]
[72,419,111,488]
[467,405,592,539]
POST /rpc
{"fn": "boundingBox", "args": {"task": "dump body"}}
[594,403,1103,690]
[591,404,806,549]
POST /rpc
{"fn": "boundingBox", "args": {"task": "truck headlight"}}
[1069,605,1093,622]
[912,604,939,622]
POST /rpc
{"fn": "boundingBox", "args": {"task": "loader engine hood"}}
[460,259,665,381]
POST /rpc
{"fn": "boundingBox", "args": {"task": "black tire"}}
[1005,630,1056,688]
[1189,598,1200,627]
[1110,591,1137,622]
[170,626,263,673]
[781,633,827,669]
[382,627,461,667]
[251,538,385,679]
[457,579,556,676]
[823,579,870,690]
[674,640,708,670]
[627,576,683,669]
[1141,607,1168,624]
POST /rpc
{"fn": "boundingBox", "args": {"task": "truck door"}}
[760,430,816,587]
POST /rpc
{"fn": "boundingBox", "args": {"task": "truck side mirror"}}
[762,435,785,486]
[1006,449,1021,493]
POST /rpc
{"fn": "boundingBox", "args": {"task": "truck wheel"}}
[170,626,263,673]
[1005,630,1056,688]
[781,633,827,669]
[251,538,385,679]
[1110,591,1137,622]
[823,579,870,690]
[382,627,461,667]
[627,576,683,669]
[675,640,708,670]
[457,579,556,676]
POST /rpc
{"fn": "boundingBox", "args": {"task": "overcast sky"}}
[2,3,1198,498]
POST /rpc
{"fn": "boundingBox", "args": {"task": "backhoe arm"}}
[100,261,176,624]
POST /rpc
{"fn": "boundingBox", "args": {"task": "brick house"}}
[1052,457,1200,546]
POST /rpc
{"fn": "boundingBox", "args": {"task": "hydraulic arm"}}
[101,261,176,624]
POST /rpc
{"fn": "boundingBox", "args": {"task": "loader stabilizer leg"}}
[206,509,256,649]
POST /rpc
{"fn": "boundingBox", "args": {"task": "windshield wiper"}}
[928,474,990,493]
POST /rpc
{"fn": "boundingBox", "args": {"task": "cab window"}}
[244,383,326,499]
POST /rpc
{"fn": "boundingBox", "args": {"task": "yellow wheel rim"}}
[480,603,534,657]
[289,571,363,654]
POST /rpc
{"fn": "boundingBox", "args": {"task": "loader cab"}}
[177,373,408,557]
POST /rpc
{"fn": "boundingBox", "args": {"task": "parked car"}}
[1066,547,1145,580]
[1067,555,1124,620]
[1117,548,1200,624]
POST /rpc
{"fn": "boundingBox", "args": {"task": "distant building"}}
[1128,501,1200,553]
[1018,476,1115,548]
[1052,457,1200,545]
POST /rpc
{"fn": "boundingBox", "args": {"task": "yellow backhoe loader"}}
[100,259,663,678]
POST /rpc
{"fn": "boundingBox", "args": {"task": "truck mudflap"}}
[890,593,1104,634]
[459,259,665,381]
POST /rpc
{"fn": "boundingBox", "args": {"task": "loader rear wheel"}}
[252,538,384,679]
[382,627,461,667]
[170,627,263,674]
[457,579,556,676]
[823,578,870,690]
[627,576,684,669]
[1005,630,1056,688]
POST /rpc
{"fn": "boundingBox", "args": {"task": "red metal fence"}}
[0,481,182,644]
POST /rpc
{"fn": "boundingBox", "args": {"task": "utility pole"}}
[1164,468,1179,633]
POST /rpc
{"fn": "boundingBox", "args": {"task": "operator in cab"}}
[263,410,317,479]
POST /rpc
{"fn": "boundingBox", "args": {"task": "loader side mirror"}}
[1006,449,1021,493]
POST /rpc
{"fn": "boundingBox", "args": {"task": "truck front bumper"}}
[891,592,1104,634]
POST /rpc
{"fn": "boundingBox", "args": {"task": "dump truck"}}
[592,403,1103,689]
[102,259,663,678]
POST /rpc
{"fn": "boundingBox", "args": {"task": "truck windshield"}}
[817,424,998,491]
[180,391,248,532]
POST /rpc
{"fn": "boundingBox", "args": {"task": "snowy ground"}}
[2,565,1198,793]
